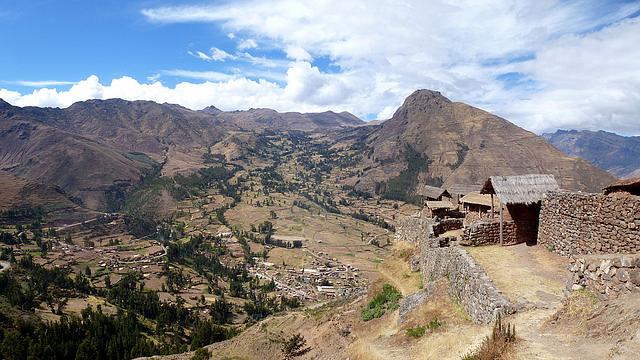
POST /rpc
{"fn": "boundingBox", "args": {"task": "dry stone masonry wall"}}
[420,237,512,324]
[539,192,640,256]
[433,218,464,236]
[461,219,516,246]
[395,214,432,243]
[568,254,640,299]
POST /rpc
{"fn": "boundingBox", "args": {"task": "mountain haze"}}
[543,129,640,179]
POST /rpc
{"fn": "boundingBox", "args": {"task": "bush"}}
[191,347,210,360]
[462,315,516,360]
[426,317,442,330]
[406,325,426,338]
[360,283,402,321]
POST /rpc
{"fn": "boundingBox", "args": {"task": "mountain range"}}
[0,91,616,221]
[543,129,640,179]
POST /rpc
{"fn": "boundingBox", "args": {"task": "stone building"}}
[480,174,559,245]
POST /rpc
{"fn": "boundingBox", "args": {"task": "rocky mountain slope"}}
[0,91,619,218]
[350,90,616,196]
[543,129,640,179]
[0,99,364,214]
[212,108,365,132]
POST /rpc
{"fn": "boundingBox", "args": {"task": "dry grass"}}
[463,316,517,360]
[466,244,567,303]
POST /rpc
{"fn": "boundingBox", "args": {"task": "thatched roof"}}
[446,183,482,196]
[603,177,640,195]
[425,200,457,210]
[420,185,451,200]
[460,192,499,208]
[481,174,559,205]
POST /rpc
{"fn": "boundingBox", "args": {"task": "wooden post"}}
[499,203,504,245]
[491,194,494,218]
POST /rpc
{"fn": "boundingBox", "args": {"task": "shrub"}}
[426,317,442,330]
[191,348,210,360]
[462,315,516,360]
[360,283,402,321]
[406,325,426,338]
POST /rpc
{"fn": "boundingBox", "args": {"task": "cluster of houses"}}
[249,249,366,301]
[418,174,640,247]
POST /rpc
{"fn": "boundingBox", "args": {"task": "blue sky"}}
[1,0,640,134]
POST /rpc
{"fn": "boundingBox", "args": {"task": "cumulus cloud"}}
[2,1,640,135]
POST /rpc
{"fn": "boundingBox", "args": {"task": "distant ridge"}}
[543,129,640,179]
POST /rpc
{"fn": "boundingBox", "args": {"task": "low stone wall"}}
[568,254,640,299]
[420,238,512,324]
[433,218,464,236]
[461,219,517,246]
[395,213,432,243]
[398,282,435,324]
[539,192,640,256]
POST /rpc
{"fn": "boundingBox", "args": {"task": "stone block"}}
[629,269,640,286]
[616,269,629,282]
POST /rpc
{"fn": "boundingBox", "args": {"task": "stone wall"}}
[395,213,432,243]
[420,237,512,324]
[568,254,640,300]
[539,192,640,256]
[433,218,464,236]
[460,219,517,246]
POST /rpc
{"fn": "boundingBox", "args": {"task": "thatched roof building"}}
[420,185,451,200]
[481,174,559,205]
[460,192,500,208]
[603,177,640,196]
[425,200,457,210]
[447,184,482,197]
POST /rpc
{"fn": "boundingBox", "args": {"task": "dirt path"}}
[467,244,616,359]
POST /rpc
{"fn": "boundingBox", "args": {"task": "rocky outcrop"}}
[539,192,640,256]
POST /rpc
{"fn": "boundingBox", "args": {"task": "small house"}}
[460,192,500,217]
[420,185,452,201]
[425,200,457,218]
[446,183,483,203]
[481,174,559,245]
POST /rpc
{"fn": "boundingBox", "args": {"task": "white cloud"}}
[237,38,257,50]
[2,1,640,135]
[285,46,312,61]
[136,0,640,134]
[188,48,236,62]
[5,80,76,87]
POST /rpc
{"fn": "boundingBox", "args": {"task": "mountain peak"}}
[0,98,11,108]
[406,89,451,103]
[200,105,222,115]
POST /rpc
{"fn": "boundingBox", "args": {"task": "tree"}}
[281,333,311,360]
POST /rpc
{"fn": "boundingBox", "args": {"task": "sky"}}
[1,0,639,135]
